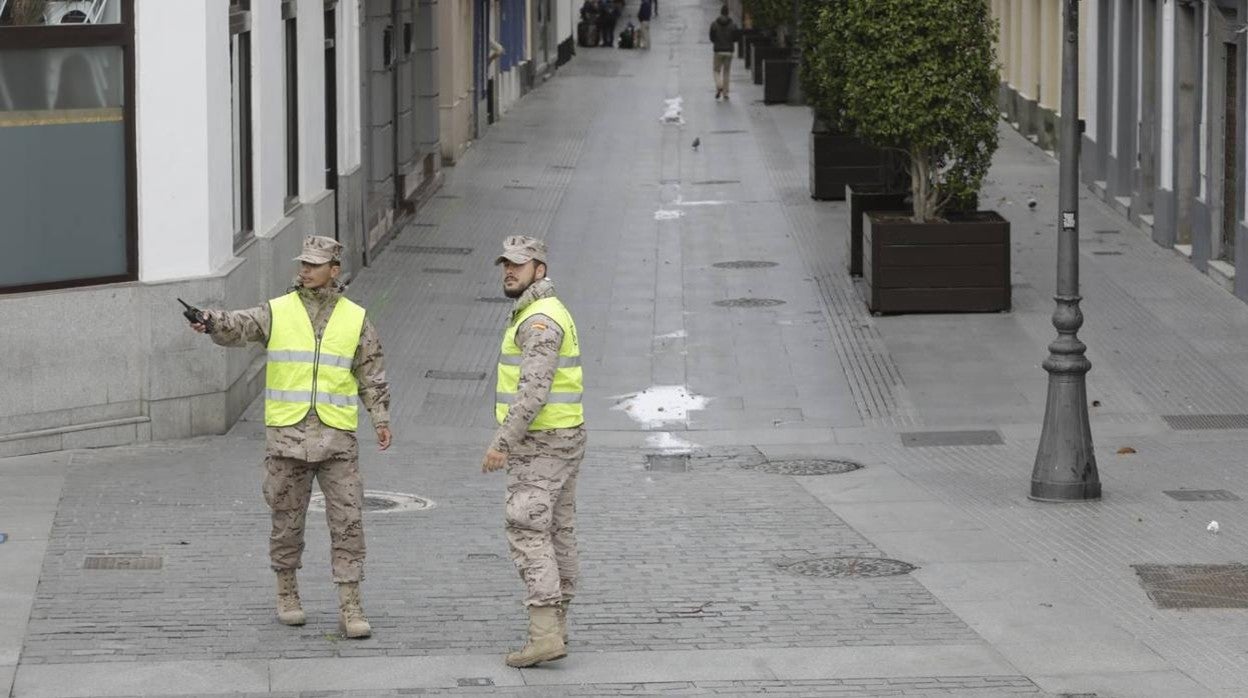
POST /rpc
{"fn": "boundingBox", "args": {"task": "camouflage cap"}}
[494,235,547,265]
[294,235,345,265]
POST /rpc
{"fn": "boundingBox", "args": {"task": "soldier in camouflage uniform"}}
[190,235,390,639]
[482,236,586,668]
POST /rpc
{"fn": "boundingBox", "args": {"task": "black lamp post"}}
[1030,0,1101,502]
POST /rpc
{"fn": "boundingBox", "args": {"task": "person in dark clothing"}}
[637,0,652,49]
[598,0,620,47]
[709,5,740,100]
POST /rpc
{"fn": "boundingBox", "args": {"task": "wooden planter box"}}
[846,184,909,277]
[763,59,792,104]
[863,211,1011,314]
[809,130,891,201]
[753,46,788,85]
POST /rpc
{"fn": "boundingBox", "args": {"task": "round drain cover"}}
[309,490,435,514]
[713,298,786,308]
[778,557,917,578]
[712,261,779,269]
[749,459,863,476]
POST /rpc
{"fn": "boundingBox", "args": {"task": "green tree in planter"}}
[834,0,999,222]
[801,0,847,130]
[743,0,792,40]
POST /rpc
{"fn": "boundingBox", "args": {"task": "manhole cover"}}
[712,261,779,269]
[1133,564,1248,608]
[748,459,863,476]
[1164,489,1240,501]
[778,557,916,578]
[713,298,786,308]
[84,555,163,570]
[309,491,435,514]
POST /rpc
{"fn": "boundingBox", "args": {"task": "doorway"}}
[1174,0,1199,246]
[362,0,422,252]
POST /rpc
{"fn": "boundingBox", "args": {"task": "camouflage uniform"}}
[492,277,587,607]
[206,279,389,583]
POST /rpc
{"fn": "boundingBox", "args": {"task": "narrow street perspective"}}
[10,1,1248,697]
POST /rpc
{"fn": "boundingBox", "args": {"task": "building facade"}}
[0,0,578,457]
[0,0,443,456]
[995,0,1248,300]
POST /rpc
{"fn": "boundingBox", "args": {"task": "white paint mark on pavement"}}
[655,210,684,220]
[612,385,709,428]
[656,330,687,339]
[660,96,685,124]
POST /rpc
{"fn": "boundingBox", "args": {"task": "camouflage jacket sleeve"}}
[490,314,563,453]
[352,317,390,428]
[205,305,271,347]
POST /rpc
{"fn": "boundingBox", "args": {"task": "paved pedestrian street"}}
[11,1,1248,696]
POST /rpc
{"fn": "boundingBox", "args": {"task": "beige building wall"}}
[993,0,1093,150]
[438,0,475,164]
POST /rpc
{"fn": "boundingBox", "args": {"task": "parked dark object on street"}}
[862,211,1011,314]
[752,45,787,84]
[577,21,600,47]
[744,34,771,69]
[763,59,792,103]
[737,28,762,58]
[809,123,892,201]
[845,184,908,277]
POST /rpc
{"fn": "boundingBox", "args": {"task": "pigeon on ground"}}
[691,137,701,150]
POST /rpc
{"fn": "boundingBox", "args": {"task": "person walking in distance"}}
[637,0,652,49]
[189,235,391,639]
[709,4,739,101]
[482,236,586,668]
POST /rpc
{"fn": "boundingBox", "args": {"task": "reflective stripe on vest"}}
[496,296,584,430]
[265,292,367,430]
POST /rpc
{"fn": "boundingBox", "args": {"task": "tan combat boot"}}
[275,570,306,626]
[504,605,566,667]
[557,598,570,645]
[336,582,372,639]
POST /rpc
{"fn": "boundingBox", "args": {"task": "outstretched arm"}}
[193,305,271,347]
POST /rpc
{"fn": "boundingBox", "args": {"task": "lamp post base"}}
[1030,296,1101,502]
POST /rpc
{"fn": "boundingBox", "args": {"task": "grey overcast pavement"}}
[10,2,1248,697]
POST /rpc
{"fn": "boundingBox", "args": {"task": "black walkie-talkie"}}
[177,298,214,333]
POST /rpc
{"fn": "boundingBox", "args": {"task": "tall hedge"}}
[801,1,847,129]
[743,0,792,36]
[833,0,1000,221]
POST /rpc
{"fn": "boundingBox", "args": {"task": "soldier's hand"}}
[482,448,507,473]
[376,425,392,451]
[190,322,208,334]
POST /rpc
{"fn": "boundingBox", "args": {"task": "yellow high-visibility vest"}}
[265,291,366,430]
[496,296,584,429]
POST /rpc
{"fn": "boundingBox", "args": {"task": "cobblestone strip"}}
[745,103,916,427]
[21,443,980,664]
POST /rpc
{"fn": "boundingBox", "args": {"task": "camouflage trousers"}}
[505,451,582,607]
[263,455,366,583]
